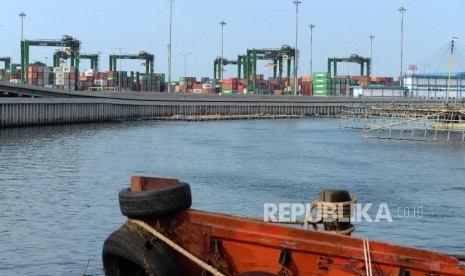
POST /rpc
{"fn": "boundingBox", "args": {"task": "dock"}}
[0,82,443,127]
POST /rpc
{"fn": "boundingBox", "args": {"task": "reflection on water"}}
[0,119,464,275]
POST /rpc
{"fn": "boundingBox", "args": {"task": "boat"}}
[102,176,465,275]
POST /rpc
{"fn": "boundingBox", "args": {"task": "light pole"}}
[168,0,174,93]
[309,23,315,78]
[399,6,406,94]
[219,20,226,81]
[369,34,374,76]
[19,12,26,41]
[111,47,128,91]
[178,52,193,93]
[293,1,301,95]
[19,12,26,83]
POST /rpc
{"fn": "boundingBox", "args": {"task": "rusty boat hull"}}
[102,176,465,275]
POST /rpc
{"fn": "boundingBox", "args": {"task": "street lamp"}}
[19,12,26,41]
[309,23,315,78]
[369,34,374,76]
[293,0,302,95]
[111,47,128,91]
[178,52,194,93]
[399,6,406,94]
[219,20,226,81]
[167,0,174,93]
[19,12,26,83]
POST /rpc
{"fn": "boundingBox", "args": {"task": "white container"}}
[53,67,62,73]
[55,78,65,85]
[193,89,203,94]
[84,70,94,77]
[63,67,71,73]
[202,84,212,89]
[55,72,65,79]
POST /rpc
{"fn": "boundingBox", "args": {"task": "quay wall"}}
[0,98,346,127]
[0,97,441,127]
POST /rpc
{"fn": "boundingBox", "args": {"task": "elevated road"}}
[0,82,442,105]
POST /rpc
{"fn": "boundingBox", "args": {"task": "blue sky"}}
[1,0,464,80]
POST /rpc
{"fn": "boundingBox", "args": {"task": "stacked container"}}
[202,79,216,94]
[312,72,329,96]
[155,73,165,92]
[54,67,75,90]
[28,65,51,87]
[299,76,313,96]
[221,78,238,94]
[5,68,21,83]
[93,72,108,89]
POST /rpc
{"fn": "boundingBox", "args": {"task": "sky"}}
[1,0,465,80]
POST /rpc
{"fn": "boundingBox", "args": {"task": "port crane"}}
[21,35,81,89]
[328,54,371,78]
[213,57,238,80]
[53,51,99,72]
[109,51,154,76]
[0,57,12,69]
[241,45,296,93]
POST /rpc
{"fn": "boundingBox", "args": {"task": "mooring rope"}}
[128,219,226,276]
[363,238,373,276]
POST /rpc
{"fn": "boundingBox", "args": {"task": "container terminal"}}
[1,35,465,101]
[1,35,464,143]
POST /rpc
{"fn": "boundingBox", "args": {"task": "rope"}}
[128,219,226,276]
[363,238,373,276]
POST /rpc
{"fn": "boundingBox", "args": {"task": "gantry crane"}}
[53,51,99,71]
[214,57,238,80]
[328,54,371,78]
[80,53,99,71]
[0,57,12,69]
[109,51,154,76]
[52,50,69,67]
[21,35,80,89]
[240,45,296,93]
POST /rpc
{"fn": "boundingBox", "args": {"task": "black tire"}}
[119,181,192,219]
[102,224,181,276]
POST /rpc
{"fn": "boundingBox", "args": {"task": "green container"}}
[6,69,13,74]
[179,77,186,82]
[312,78,328,84]
[313,83,328,90]
[313,72,329,79]
[222,89,233,94]
[0,75,4,81]
[313,89,328,96]
[156,73,165,81]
